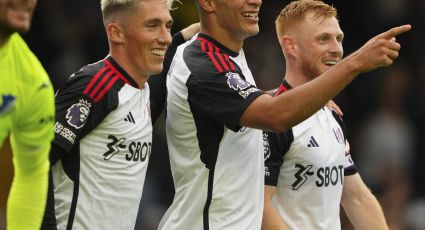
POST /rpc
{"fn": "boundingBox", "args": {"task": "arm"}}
[341,174,388,230]
[7,75,55,230]
[240,25,410,132]
[262,185,288,230]
[7,137,50,230]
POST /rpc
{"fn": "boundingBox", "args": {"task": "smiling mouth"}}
[323,61,338,66]
[242,12,259,19]
[151,49,166,57]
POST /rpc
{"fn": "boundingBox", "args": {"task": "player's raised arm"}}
[240,24,412,132]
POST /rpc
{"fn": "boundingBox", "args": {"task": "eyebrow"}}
[144,18,173,25]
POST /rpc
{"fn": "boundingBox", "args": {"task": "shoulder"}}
[60,58,129,103]
[182,37,240,81]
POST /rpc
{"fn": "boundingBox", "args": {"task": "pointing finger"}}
[378,24,411,40]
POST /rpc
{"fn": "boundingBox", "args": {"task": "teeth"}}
[151,49,166,56]
[324,61,338,65]
[242,12,258,17]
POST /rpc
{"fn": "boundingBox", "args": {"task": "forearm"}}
[263,186,288,230]
[342,194,388,230]
[276,58,359,129]
[342,175,388,230]
[242,58,359,132]
[7,140,50,230]
[262,203,288,230]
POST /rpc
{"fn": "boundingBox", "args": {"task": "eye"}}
[318,36,328,43]
[166,21,173,32]
[146,22,158,29]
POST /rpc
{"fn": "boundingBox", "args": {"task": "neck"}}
[0,32,12,47]
[284,63,310,88]
[109,50,148,89]
[200,24,243,53]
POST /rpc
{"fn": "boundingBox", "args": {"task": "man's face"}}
[121,0,173,76]
[295,12,344,79]
[213,0,262,40]
[0,0,37,34]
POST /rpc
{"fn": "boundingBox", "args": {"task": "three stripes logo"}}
[124,112,135,124]
[307,136,319,147]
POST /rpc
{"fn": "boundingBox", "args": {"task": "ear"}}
[106,22,125,44]
[280,35,296,56]
[199,0,214,13]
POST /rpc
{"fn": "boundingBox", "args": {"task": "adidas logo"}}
[307,136,319,147]
[124,112,135,124]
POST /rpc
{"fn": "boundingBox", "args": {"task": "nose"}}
[248,0,262,8]
[158,26,172,47]
[330,38,343,57]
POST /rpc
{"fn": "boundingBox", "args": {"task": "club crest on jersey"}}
[0,95,16,116]
[226,72,250,91]
[66,99,91,129]
[263,132,271,160]
[333,127,344,144]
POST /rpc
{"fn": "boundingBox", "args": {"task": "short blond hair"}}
[101,0,179,21]
[276,0,337,38]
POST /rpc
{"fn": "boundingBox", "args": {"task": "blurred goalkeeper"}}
[0,0,55,229]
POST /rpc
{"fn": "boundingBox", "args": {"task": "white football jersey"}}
[264,80,357,230]
[160,33,266,230]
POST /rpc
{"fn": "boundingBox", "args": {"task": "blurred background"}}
[1,0,425,229]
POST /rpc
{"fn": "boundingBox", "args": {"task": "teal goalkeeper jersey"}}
[0,33,55,230]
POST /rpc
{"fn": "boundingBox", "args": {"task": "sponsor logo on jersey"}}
[104,134,152,162]
[0,95,16,116]
[104,135,127,160]
[292,164,314,190]
[263,132,271,161]
[226,72,250,91]
[292,163,345,189]
[66,99,91,129]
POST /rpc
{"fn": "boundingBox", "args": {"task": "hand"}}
[326,100,343,116]
[180,22,200,41]
[347,24,411,74]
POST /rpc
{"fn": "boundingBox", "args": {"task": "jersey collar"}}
[105,56,139,89]
[197,33,239,57]
[274,79,293,96]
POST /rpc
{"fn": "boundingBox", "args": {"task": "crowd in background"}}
[19,0,425,229]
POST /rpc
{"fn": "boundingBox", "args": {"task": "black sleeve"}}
[148,32,186,124]
[264,129,293,186]
[52,68,118,159]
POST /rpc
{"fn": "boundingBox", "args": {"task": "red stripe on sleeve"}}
[83,66,109,95]
[224,54,236,71]
[207,53,224,72]
[216,53,230,71]
[104,59,131,85]
[94,75,120,102]
[89,71,114,99]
